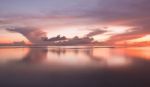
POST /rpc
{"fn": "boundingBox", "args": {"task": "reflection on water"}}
[0,48,29,64]
[0,46,150,87]
[1,47,150,68]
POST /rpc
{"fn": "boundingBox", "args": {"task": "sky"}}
[0,0,150,44]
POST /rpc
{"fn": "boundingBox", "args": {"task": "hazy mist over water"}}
[0,46,150,87]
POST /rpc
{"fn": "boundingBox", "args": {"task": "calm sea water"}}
[0,46,150,87]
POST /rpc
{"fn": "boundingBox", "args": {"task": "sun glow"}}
[0,30,30,44]
[129,35,150,42]
[47,27,89,38]
[108,26,131,34]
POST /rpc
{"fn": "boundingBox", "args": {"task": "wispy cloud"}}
[86,28,107,37]
[106,27,150,43]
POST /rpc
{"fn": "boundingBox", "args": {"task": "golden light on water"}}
[0,48,30,64]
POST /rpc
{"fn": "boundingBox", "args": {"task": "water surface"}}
[0,46,150,87]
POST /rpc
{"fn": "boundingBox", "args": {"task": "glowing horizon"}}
[0,0,150,46]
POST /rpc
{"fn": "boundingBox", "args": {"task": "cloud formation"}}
[86,28,107,37]
[5,27,94,45]
[64,36,93,45]
[106,27,150,44]
[0,0,150,44]
[45,35,67,42]
[6,27,47,43]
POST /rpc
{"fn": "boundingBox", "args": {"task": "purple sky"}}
[0,0,150,44]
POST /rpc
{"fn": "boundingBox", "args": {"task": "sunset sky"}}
[0,0,150,44]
